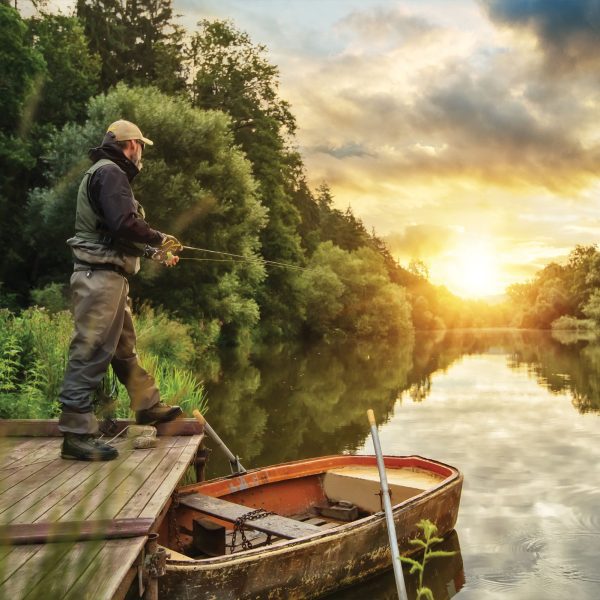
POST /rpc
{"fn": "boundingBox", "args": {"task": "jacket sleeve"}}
[89,164,164,245]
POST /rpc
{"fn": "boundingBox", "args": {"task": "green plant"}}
[110,352,207,418]
[401,519,457,600]
[30,282,69,313]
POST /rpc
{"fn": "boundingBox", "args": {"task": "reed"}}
[401,519,457,600]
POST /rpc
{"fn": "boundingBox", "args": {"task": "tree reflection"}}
[197,329,599,477]
[410,329,600,415]
[198,336,414,475]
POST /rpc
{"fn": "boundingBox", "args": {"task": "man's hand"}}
[147,247,180,267]
[160,234,183,253]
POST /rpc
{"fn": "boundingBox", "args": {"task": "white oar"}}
[367,409,408,600]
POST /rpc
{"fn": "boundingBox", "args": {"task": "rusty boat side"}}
[160,455,463,599]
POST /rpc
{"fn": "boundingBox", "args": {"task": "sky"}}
[39,0,600,297]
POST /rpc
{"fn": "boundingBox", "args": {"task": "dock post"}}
[143,533,168,600]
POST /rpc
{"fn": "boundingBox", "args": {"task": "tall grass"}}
[0,306,206,420]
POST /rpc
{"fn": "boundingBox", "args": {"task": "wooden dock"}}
[0,420,204,599]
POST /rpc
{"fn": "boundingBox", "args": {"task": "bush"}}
[0,305,207,419]
[551,315,595,331]
[0,307,71,418]
[30,282,69,313]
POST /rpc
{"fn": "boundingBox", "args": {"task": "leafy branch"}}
[400,519,456,600]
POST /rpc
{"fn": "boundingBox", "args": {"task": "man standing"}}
[59,120,183,461]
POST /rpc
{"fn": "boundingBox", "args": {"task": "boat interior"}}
[161,455,455,560]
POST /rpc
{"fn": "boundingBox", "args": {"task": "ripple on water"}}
[554,486,600,530]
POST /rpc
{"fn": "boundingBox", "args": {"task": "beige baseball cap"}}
[106,119,153,146]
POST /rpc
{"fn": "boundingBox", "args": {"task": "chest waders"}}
[58,160,160,435]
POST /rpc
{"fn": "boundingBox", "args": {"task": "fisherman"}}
[58,119,184,461]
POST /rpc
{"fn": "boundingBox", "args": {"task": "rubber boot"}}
[135,402,183,425]
[61,433,119,461]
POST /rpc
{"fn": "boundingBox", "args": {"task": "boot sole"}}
[61,452,119,462]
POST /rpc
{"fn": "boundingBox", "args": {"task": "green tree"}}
[298,242,414,339]
[28,84,267,343]
[27,13,100,127]
[76,0,185,93]
[0,3,46,301]
[188,19,306,336]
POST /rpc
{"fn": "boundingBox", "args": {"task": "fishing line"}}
[181,245,312,273]
[179,244,359,285]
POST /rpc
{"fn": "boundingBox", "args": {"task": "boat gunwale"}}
[169,454,462,568]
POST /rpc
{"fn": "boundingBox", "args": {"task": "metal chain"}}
[230,509,275,552]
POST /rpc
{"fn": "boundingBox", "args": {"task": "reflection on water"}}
[198,330,600,599]
[326,530,464,600]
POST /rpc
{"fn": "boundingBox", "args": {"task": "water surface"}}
[199,330,600,599]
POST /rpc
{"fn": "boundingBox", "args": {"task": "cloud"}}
[384,225,459,259]
[336,6,441,51]
[480,0,600,72]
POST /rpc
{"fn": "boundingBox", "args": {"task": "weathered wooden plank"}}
[30,450,138,523]
[20,539,105,600]
[0,438,57,472]
[0,459,74,514]
[0,460,68,507]
[0,418,203,437]
[0,460,88,521]
[62,537,146,600]
[139,435,201,519]
[179,493,322,540]
[0,541,72,595]
[86,441,181,521]
[0,518,154,545]
[0,439,62,471]
[11,460,107,524]
[56,446,162,523]
[116,445,192,519]
[0,420,62,437]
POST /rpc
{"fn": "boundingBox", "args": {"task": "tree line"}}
[4,0,567,348]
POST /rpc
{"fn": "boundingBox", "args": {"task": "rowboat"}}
[159,454,463,599]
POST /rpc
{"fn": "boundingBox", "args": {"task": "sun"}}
[435,241,503,298]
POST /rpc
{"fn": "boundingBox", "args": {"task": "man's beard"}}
[133,148,143,170]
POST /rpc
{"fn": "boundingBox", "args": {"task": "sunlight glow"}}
[439,241,503,298]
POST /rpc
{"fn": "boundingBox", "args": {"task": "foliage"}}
[110,351,206,418]
[551,315,595,331]
[76,0,186,93]
[29,84,268,341]
[0,307,71,418]
[401,519,457,600]
[188,19,305,336]
[582,289,600,327]
[508,245,600,329]
[134,303,195,367]
[30,282,69,313]
[298,242,414,339]
[0,4,46,301]
[0,305,206,419]
[27,13,100,128]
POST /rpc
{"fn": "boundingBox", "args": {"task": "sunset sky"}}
[42,0,600,297]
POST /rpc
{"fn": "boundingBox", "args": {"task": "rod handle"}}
[367,409,376,426]
[192,409,206,426]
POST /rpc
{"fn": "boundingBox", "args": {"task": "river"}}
[197,330,600,599]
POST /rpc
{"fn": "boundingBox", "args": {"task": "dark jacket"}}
[87,132,163,246]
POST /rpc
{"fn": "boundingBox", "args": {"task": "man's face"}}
[124,139,144,170]
[132,139,144,170]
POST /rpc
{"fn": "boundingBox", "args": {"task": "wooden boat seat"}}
[179,493,322,540]
[323,466,444,513]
